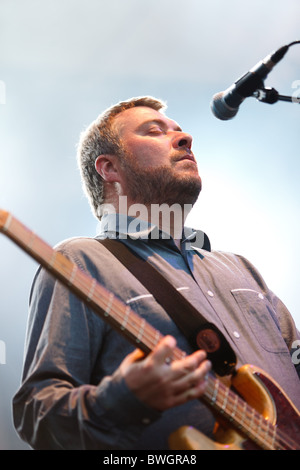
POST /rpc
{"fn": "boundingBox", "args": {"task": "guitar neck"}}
[0,210,283,450]
[0,210,164,356]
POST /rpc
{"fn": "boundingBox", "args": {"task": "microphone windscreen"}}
[210,92,239,121]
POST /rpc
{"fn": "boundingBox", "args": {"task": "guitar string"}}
[188,362,298,450]
[9,223,298,451]
[203,377,277,449]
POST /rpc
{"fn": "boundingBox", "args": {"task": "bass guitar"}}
[0,209,299,450]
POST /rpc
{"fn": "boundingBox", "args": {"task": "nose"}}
[172,132,193,150]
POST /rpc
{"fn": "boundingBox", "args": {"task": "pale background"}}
[0,0,299,449]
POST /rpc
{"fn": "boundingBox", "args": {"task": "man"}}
[13,96,300,450]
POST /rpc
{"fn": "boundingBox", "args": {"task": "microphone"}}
[211,44,289,120]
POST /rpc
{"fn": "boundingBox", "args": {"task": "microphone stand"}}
[253,40,300,106]
[253,86,300,105]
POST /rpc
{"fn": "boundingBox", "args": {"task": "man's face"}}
[112,106,202,206]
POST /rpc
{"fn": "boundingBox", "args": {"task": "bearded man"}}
[13,97,300,450]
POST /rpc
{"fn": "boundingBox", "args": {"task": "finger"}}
[166,348,207,382]
[183,376,209,401]
[121,348,146,367]
[174,369,211,407]
[172,358,212,396]
[176,349,207,373]
[147,335,177,367]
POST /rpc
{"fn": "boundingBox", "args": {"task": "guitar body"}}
[169,364,300,450]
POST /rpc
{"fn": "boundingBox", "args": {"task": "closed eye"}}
[136,119,183,136]
[148,126,165,135]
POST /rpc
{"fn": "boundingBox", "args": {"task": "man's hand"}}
[119,335,211,411]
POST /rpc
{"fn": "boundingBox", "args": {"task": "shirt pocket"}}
[231,288,288,353]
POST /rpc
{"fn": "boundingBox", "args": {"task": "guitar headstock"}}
[0,210,10,231]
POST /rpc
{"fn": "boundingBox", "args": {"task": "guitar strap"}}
[98,238,236,376]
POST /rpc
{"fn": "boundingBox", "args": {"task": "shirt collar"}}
[97,213,211,251]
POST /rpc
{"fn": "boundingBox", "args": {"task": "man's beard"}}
[119,154,202,208]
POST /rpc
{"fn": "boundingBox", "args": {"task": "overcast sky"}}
[0,0,299,449]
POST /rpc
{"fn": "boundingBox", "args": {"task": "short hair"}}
[77,96,167,220]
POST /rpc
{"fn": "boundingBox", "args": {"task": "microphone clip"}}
[254,86,300,105]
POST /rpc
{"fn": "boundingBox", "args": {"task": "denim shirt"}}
[13,214,300,450]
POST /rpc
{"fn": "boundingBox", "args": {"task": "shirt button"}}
[233,331,240,338]
[142,418,151,425]
[207,290,214,297]
[258,293,264,300]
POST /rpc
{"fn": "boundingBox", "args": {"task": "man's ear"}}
[95,154,121,183]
